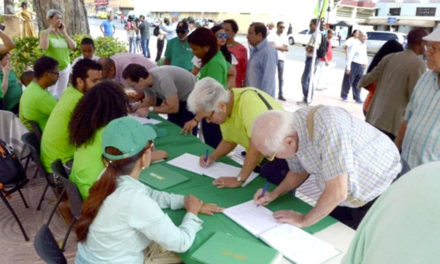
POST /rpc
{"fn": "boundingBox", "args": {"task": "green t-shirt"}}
[341,162,440,264]
[220,88,283,150]
[43,32,70,70]
[199,51,230,88]
[19,81,57,132]
[70,128,105,200]
[164,38,194,71]
[41,85,83,172]
[0,70,22,110]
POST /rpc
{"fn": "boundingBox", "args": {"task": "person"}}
[268,21,289,101]
[16,2,36,37]
[342,31,367,104]
[98,53,156,86]
[340,30,360,101]
[187,77,285,188]
[252,107,401,229]
[164,21,193,71]
[341,162,440,264]
[125,16,138,54]
[120,14,126,24]
[187,17,197,34]
[0,52,22,114]
[223,19,248,88]
[74,116,222,263]
[20,70,34,87]
[266,22,275,35]
[71,38,100,68]
[287,23,292,35]
[337,32,342,47]
[315,29,334,91]
[100,15,116,37]
[359,40,403,117]
[299,18,321,105]
[155,18,168,62]
[40,59,102,173]
[138,15,151,58]
[160,16,178,41]
[187,27,230,148]
[39,9,76,99]
[358,29,426,140]
[246,22,278,98]
[395,27,440,170]
[122,64,197,134]
[19,56,58,132]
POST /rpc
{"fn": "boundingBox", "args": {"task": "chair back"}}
[29,121,42,142]
[58,176,83,219]
[34,224,67,264]
[51,159,68,180]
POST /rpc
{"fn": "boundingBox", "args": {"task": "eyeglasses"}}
[217,33,229,38]
[49,71,60,77]
[264,151,277,162]
[424,44,440,53]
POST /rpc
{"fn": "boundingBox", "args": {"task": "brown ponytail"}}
[75,146,148,242]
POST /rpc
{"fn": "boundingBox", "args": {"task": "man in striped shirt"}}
[395,27,440,170]
[252,106,401,229]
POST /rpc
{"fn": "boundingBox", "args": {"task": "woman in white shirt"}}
[75,116,222,264]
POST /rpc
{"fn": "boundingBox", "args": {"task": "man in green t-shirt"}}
[40,59,103,172]
[164,21,194,71]
[19,56,59,132]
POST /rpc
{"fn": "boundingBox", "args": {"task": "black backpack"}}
[0,139,26,185]
[316,33,328,59]
[153,25,160,37]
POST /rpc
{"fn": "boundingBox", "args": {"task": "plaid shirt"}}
[287,106,401,207]
[402,71,440,169]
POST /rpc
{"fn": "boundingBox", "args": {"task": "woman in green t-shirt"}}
[0,52,22,114]
[185,28,229,148]
[39,9,76,99]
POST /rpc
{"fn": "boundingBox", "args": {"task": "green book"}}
[191,232,282,264]
[139,164,189,190]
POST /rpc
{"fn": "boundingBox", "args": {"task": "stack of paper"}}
[129,115,162,125]
[224,200,340,264]
[167,153,259,187]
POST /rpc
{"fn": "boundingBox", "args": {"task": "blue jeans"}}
[277,60,284,98]
[128,36,137,53]
[141,37,150,58]
[301,57,319,102]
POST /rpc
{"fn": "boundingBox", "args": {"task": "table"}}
[146,116,355,263]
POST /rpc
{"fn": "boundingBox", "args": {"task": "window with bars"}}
[389,8,401,16]
[416,7,436,16]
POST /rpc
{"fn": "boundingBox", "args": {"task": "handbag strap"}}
[241,89,273,110]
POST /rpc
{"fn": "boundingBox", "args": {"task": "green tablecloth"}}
[147,115,337,263]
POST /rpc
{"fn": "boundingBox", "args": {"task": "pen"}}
[204,149,209,168]
[257,182,270,207]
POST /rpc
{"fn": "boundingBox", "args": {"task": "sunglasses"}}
[217,33,229,38]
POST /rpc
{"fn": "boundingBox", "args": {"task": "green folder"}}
[139,164,189,190]
[191,232,282,264]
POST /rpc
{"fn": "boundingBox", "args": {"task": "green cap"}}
[102,116,157,160]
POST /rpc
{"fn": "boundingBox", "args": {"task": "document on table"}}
[167,153,259,187]
[224,200,340,264]
[129,115,161,125]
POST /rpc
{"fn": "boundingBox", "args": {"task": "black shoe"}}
[278,96,286,101]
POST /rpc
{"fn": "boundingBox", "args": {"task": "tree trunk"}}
[4,0,15,14]
[32,0,89,35]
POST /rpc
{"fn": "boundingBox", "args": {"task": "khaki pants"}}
[144,243,182,264]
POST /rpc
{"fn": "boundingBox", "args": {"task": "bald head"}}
[98,57,116,79]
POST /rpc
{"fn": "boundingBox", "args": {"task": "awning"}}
[333,21,353,27]
[367,16,437,28]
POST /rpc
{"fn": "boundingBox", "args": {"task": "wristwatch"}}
[148,106,154,113]
[236,175,245,184]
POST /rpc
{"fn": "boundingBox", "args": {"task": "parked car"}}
[288,29,338,47]
[366,31,407,54]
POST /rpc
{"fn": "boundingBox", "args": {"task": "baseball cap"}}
[102,116,157,160]
[423,27,440,42]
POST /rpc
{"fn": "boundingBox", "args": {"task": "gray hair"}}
[47,9,62,19]
[252,110,297,154]
[187,77,230,114]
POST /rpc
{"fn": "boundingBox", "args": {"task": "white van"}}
[366,31,407,54]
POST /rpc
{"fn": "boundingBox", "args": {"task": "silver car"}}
[366,31,407,54]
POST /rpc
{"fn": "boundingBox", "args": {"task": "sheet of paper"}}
[167,154,259,186]
[223,200,280,237]
[259,224,340,264]
[129,115,161,125]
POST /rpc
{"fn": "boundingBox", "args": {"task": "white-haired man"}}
[252,106,401,229]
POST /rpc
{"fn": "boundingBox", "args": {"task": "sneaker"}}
[355,99,364,104]
[278,96,286,101]
[296,100,309,106]
[341,97,348,102]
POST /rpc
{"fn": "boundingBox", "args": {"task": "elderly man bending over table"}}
[186,77,285,188]
[252,106,401,229]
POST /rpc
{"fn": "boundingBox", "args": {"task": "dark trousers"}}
[201,120,222,148]
[259,158,290,185]
[0,99,3,110]
[277,60,284,98]
[155,38,165,62]
[341,62,363,101]
[167,101,197,135]
[301,57,319,102]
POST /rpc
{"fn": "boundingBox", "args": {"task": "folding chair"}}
[28,120,42,143]
[34,224,67,264]
[46,159,70,225]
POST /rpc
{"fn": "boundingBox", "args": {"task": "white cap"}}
[423,27,440,42]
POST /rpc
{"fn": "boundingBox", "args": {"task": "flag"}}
[314,0,329,18]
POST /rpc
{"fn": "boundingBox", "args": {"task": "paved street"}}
[88,18,370,119]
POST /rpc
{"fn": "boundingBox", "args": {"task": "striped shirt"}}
[402,71,440,169]
[287,106,401,207]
